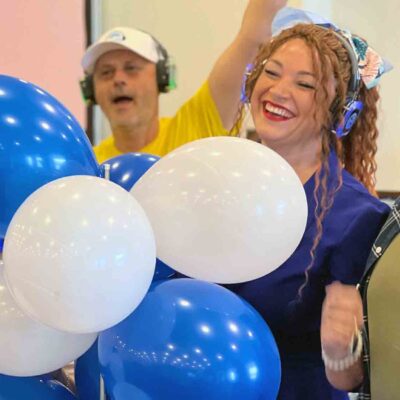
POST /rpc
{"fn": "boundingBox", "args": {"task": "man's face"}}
[93,49,159,132]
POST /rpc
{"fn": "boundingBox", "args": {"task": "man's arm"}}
[208,0,287,130]
[321,282,365,391]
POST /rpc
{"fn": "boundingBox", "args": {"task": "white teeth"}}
[265,103,292,118]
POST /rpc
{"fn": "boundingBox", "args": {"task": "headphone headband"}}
[317,24,361,100]
[317,25,364,137]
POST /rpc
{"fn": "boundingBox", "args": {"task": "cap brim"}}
[81,42,134,74]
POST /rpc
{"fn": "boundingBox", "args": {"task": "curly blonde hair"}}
[232,24,380,294]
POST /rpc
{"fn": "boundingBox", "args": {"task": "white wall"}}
[97,0,399,191]
[100,0,247,118]
[330,0,400,191]
[302,0,331,19]
[96,0,301,139]
[298,1,399,191]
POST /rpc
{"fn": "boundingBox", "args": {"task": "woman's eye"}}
[264,69,279,77]
[298,82,315,90]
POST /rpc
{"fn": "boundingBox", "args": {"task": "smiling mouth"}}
[263,101,295,121]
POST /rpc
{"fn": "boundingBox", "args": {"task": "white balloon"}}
[0,259,96,377]
[4,176,156,334]
[131,137,307,284]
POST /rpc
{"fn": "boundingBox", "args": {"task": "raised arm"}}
[320,282,365,391]
[208,0,287,130]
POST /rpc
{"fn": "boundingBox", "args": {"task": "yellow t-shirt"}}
[94,81,235,164]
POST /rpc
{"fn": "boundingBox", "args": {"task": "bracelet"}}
[321,329,363,372]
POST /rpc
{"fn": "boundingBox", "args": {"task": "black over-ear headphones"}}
[80,74,95,104]
[79,34,176,105]
[154,38,176,94]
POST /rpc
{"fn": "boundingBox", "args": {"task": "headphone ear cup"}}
[332,99,363,138]
[79,75,96,104]
[153,38,176,93]
[156,58,170,93]
[156,56,177,93]
[241,64,254,104]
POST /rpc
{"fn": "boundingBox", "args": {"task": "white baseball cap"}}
[81,27,161,74]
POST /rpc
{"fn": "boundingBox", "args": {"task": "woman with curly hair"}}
[227,10,392,400]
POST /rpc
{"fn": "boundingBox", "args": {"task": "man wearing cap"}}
[81,0,287,163]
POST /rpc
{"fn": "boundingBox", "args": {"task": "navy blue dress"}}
[226,152,389,399]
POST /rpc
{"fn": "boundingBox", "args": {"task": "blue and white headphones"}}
[324,25,364,138]
[240,25,364,139]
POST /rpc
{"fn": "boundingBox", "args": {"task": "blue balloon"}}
[74,263,175,398]
[153,259,175,281]
[0,375,76,400]
[99,152,176,282]
[75,339,101,400]
[99,279,281,400]
[45,380,76,399]
[0,75,99,238]
[100,152,160,191]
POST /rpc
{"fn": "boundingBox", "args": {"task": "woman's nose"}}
[269,79,291,100]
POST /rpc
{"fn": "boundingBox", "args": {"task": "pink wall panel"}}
[0,0,86,126]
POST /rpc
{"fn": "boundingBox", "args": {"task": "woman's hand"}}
[321,281,363,360]
[321,281,365,390]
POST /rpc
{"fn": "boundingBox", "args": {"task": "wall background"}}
[304,0,400,192]
[0,0,86,126]
[1,1,398,191]
[97,0,399,191]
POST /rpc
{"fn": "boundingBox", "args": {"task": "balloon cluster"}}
[0,75,308,399]
[0,76,156,398]
[77,137,308,399]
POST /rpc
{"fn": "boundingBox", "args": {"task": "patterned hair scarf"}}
[342,32,392,89]
[272,7,393,89]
